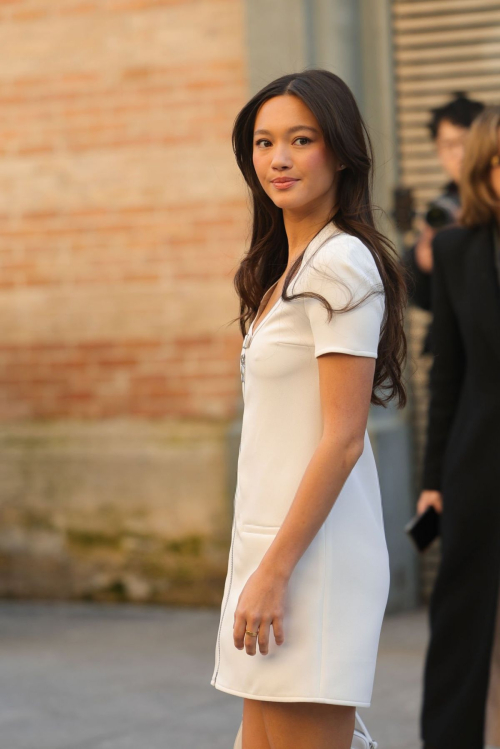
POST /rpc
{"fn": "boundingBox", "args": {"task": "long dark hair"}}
[231,69,407,409]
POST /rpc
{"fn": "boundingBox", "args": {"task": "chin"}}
[268,195,310,211]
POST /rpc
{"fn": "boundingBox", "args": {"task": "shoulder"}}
[308,231,381,284]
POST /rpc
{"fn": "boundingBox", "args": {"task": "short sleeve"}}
[301,236,385,358]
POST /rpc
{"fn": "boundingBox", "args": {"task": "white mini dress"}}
[210,221,390,706]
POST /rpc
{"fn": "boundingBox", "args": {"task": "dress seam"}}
[319,522,327,697]
[314,346,378,358]
[212,497,238,686]
[210,679,371,706]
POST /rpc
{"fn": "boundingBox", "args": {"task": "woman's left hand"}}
[233,566,288,656]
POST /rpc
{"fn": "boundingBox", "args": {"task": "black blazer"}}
[402,181,461,355]
[420,221,500,749]
[422,220,500,491]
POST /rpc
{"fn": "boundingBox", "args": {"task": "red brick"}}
[0,0,248,421]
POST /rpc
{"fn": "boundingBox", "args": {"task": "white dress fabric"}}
[210,221,390,706]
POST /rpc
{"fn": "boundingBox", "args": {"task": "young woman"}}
[417,106,500,749]
[210,69,408,749]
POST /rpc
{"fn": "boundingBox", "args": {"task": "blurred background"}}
[0,1,499,748]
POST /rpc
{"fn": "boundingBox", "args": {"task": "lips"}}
[270,178,299,190]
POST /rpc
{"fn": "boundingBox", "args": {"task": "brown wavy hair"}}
[231,69,407,409]
[460,105,500,227]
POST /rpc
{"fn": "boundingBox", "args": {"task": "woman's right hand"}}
[417,489,443,515]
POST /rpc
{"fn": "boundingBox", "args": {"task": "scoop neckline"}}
[249,281,282,335]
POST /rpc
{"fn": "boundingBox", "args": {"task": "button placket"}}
[240,333,252,388]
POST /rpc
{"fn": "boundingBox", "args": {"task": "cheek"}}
[301,147,334,184]
[491,171,500,199]
[441,152,457,171]
[252,151,267,183]
[437,150,449,168]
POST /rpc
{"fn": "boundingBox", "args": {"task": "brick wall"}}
[0,0,248,421]
[0,0,250,603]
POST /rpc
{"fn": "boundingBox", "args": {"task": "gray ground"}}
[0,602,429,749]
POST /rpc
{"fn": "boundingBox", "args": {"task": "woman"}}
[210,69,408,749]
[417,106,500,749]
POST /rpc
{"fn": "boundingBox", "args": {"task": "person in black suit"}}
[417,105,500,749]
[403,92,484,355]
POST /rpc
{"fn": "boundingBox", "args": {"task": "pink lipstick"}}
[271,178,299,190]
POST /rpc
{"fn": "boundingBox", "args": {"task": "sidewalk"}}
[0,601,428,749]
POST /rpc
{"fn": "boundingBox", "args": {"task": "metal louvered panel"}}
[392,0,500,215]
[394,0,500,16]
[391,2,500,601]
[396,41,500,65]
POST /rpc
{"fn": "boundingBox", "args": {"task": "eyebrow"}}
[253,125,319,136]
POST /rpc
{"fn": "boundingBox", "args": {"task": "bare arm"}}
[233,351,375,656]
[259,351,374,579]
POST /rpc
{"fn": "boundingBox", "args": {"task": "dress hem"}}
[210,678,371,707]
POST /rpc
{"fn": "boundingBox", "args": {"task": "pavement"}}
[0,601,429,749]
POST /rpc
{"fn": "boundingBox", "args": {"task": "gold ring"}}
[245,630,259,637]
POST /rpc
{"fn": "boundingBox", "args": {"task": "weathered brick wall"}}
[0,0,248,421]
[0,0,250,602]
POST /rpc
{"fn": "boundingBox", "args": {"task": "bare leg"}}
[486,582,500,748]
[260,700,356,749]
[242,698,272,749]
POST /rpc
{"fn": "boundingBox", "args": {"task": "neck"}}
[282,206,338,264]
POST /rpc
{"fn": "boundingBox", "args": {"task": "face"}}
[435,120,470,183]
[252,94,343,217]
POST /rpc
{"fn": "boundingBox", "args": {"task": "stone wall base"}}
[0,419,232,606]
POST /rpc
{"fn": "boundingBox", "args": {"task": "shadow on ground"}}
[0,602,427,749]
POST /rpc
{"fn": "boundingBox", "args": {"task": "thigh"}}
[486,583,500,748]
[260,700,356,749]
[242,698,272,749]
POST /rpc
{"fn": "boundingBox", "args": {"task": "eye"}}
[255,138,271,147]
[294,136,312,145]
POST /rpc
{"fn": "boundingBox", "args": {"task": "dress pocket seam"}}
[275,340,314,349]
[240,523,281,535]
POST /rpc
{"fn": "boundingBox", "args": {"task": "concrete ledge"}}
[0,419,232,605]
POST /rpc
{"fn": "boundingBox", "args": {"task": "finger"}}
[430,496,442,513]
[257,619,270,656]
[233,614,247,650]
[416,497,427,515]
[272,617,285,646]
[244,620,260,656]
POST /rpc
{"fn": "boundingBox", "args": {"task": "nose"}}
[270,142,293,170]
